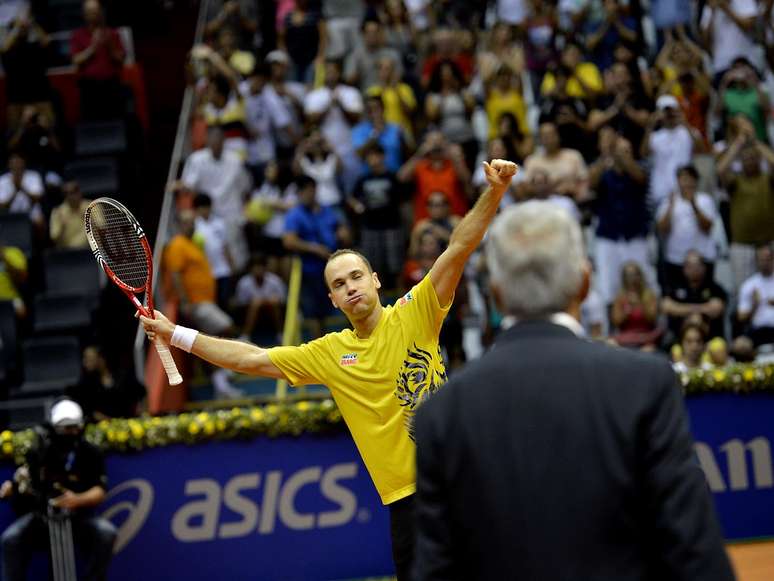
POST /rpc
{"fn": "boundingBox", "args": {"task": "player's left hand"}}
[483,159,519,192]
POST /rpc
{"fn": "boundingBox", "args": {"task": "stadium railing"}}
[135,0,212,414]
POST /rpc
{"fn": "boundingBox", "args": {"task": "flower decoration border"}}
[1,364,773,464]
[1,399,343,464]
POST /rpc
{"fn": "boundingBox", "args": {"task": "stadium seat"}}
[47,0,86,32]
[75,120,128,157]
[33,292,93,335]
[64,157,120,197]
[0,397,55,430]
[0,301,17,384]
[0,213,33,256]
[13,337,82,397]
[43,248,102,299]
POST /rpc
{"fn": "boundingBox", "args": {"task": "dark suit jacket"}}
[413,321,735,581]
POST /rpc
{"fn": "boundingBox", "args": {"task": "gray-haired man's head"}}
[486,201,589,320]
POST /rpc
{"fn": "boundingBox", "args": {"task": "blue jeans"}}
[1,512,117,581]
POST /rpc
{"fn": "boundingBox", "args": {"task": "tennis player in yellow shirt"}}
[140,158,518,579]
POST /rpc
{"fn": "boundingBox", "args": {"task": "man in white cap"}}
[0,399,117,581]
[642,93,703,207]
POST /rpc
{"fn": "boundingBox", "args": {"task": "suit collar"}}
[495,318,583,346]
[548,312,585,337]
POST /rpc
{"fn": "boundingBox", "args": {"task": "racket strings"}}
[87,202,148,290]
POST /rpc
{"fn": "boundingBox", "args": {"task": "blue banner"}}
[0,393,772,580]
[685,393,774,540]
[0,433,394,581]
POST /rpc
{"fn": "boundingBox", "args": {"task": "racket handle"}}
[153,339,183,386]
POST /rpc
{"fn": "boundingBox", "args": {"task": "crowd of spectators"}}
[0,0,147,417]
[3,0,772,405]
[165,0,774,388]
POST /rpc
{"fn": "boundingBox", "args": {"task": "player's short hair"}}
[324,249,374,288]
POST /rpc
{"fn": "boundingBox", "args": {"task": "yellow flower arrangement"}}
[0,364,765,463]
[682,364,774,394]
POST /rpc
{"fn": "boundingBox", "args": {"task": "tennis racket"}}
[83,197,182,386]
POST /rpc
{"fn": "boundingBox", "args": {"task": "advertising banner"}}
[0,433,394,581]
[686,393,774,540]
[0,393,772,579]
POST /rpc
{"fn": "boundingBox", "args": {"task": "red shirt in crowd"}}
[70,27,125,80]
[678,90,710,147]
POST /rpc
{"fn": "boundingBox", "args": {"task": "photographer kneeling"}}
[0,399,117,581]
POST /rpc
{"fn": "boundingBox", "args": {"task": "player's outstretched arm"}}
[139,311,287,379]
[429,159,518,307]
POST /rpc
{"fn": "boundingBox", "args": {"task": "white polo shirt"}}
[700,0,760,73]
[739,273,774,329]
[656,191,719,265]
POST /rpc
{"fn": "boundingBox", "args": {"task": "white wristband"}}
[171,325,199,353]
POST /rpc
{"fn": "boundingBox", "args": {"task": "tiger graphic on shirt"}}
[395,342,448,440]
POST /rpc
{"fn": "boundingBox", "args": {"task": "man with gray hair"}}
[413,201,735,580]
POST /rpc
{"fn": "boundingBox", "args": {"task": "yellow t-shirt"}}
[367,84,417,138]
[0,246,26,301]
[485,88,530,139]
[540,62,603,99]
[267,275,450,505]
[229,50,255,76]
[660,65,683,98]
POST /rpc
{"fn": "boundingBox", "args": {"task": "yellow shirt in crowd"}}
[50,200,90,249]
[0,246,26,301]
[268,275,450,504]
[540,62,603,99]
[485,87,530,139]
[228,50,255,77]
[367,85,417,139]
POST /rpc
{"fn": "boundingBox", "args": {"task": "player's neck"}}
[352,303,384,339]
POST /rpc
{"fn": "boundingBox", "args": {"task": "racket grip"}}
[153,339,183,386]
